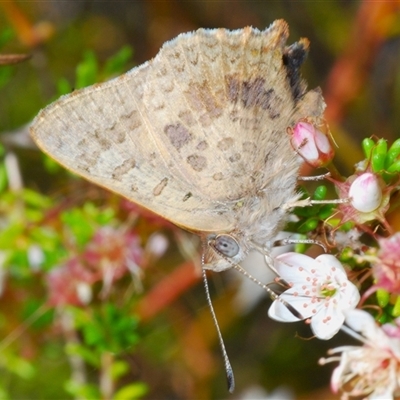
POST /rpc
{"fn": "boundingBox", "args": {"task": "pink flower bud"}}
[348,172,382,213]
[292,122,334,167]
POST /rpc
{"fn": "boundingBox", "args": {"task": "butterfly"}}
[31,19,324,273]
[30,19,325,391]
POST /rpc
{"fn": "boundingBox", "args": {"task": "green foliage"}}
[0,43,145,399]
[362,137,400,178]
[74,303,140,355]
[103,46,134,78]
[75,51,99,89]
[56,45,133,97]
[114,382,148,400]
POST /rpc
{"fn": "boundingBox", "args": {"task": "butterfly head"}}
[203,233,249,272]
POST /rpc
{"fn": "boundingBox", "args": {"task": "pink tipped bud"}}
[292,122,334,167]
[349,172,382,213]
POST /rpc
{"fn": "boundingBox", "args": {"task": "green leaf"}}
[113,382,148,400]
[313,185,327,201]
[103,45,133,77]
[317,204,334,219]
[6,354,36,379]
[0,163,8,192]
[75,51,98,89]
[64,380,100,399]
[371,139,387,172]
[387,159,400,174]
[56,77,72,96]
[362,137,375,159]
[0,66,14,90]
[65,342,100,367]
[385,138,400,168]
[0,27,14,49]
[21,188,52,209]
[61,208,95,247]
[392,296,400,317]
[376,288,390,307]
[297,217,319,233]
[43,154,63,174]
[111,360,129,380]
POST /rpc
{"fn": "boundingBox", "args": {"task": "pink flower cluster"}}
[47,227,143,306]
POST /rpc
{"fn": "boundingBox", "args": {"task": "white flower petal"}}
[311,303,345,340]
[344,309,379,336]
[269,288,320,322]
[315,254,347,277]
[268,299,302,322]
[274,252,320,280]
[270,252,360,340]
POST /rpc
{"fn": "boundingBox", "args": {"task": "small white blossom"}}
[268,253,360,340]
[291,121,334,167]
[349,172,383,213]
[320,309,400,399]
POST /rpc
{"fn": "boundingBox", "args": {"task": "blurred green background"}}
[1,1,400,399]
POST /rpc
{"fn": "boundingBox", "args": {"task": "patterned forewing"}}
[31,66,236,233]
[31,21,324,234]
[142,21,318,202]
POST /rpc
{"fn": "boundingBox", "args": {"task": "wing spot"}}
[225,75,282,119]
[115,131,126,144]
[178,110,196,127]
[229,153,241,162]
[217,137,234,151]
[213,172,224,181]
[112,159,136,181]
[164,123,192,150]
[183,192,193,202]
[243,141,256,153]
[153,178,168,196]
[187,154,207,172]
[196,140,208,151]
[185,81,223,119]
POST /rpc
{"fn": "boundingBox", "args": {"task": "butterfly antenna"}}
[232,263,304,320]
[202,268,235,393]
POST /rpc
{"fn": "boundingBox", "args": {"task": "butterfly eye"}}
[213,234,240,258]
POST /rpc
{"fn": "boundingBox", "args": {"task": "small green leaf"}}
[6,354,36,379]
[0,163,8,192]
[103,45,133,77]
[387,159,400,173]
[318,204,334,220]
[362,137,375,159]
[385,138,400,168]
[113,382,148,400]
[21,188,53,209]
[297,217,319,233]
[61,208,95,247]
[371,139,387,172]
[392,296,400,317]
[313,185,327,201]
[65,343,100,367]
[75,51,98,89]
[111,360,129,380]
[376,288,390,307]
[56,77,72,96]
[294,242,307,253]
[64,380,100,399]
[0,27,14,49]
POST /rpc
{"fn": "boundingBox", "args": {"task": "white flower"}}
[349,172,383,213]
[268,253,360,340]
[291,121,334,167]
[319,309,400,399]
